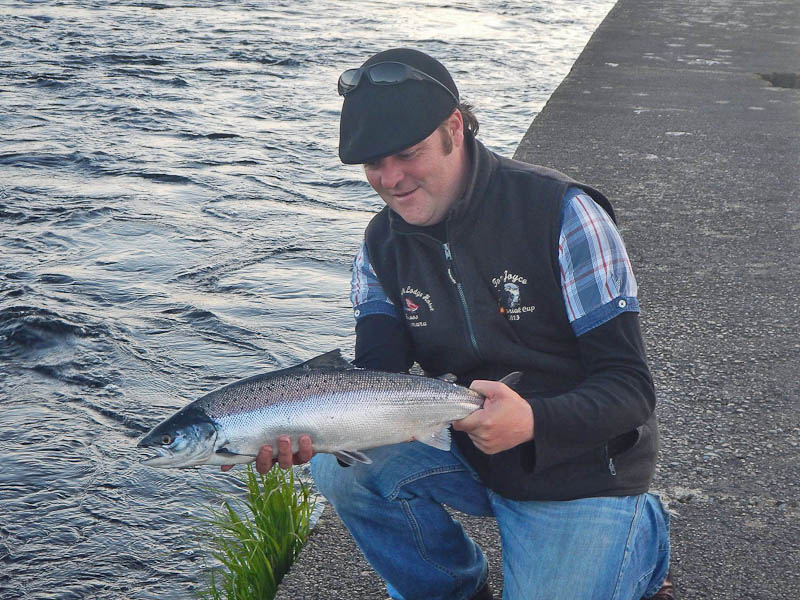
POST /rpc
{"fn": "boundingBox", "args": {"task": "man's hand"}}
[452,380,534,455]
[220,434,314,474]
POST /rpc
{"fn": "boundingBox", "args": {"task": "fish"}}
[137,349,521,468]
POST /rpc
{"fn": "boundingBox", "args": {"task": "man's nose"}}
[379,159,404,189]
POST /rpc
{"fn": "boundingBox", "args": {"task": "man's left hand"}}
[452,380,534,455]
[220,434,314,473]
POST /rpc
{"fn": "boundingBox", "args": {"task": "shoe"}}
[471,581,494,600]
[643,571,674,600]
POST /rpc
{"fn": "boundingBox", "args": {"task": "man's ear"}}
[449,109,465,146]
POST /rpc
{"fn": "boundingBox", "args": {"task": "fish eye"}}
[161,434,173,446]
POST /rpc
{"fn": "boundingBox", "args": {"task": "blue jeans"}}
[311,441,670,600]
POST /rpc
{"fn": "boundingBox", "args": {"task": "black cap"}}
[338,48,459,165]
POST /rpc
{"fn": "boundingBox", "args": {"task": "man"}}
[241,48,672,599]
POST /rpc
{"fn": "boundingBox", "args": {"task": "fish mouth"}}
[138,446,213,468]
[139,445,181,467]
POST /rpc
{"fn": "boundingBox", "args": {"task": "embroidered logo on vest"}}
[401,286,434,328]
[492,270,535,321]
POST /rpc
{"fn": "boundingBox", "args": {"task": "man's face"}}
[363,111,468,227]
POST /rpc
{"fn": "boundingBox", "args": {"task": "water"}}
[0,1,614,596]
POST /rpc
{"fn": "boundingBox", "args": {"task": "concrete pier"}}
[278,0,799,597]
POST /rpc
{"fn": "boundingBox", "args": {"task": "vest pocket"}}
[608,427,643,458]
[603,427,643,476]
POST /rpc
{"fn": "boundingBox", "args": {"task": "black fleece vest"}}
[365,137,613,392]
[365,137,633,499]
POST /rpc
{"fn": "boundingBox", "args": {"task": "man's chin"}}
[396,209,429,226]
[388,202,422,225]
[387,197,441,226]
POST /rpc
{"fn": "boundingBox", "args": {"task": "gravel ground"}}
[278,0,799,597]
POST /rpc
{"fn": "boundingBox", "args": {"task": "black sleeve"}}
[353,314,415,373]
[528,311,656,473]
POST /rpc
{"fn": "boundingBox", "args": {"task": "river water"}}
[0,1,614,597]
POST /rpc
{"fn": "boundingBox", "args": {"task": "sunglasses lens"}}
[338,68,362,94]
[338,62,453,100]
[367,62,408,84]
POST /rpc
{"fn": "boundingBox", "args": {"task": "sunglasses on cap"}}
[337,61,458,104]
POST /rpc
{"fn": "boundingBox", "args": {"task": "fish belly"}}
[212,391,476,460]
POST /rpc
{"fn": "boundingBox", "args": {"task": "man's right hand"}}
[220,434,314,474]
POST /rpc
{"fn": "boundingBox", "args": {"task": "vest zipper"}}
[603,444,617,476]
[443,242,481,360]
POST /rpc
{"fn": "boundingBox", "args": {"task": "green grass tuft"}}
[197,465,315,600]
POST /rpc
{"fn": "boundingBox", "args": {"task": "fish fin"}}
[333,450,372,465]
[216,447,257,459]
[437,373,458,383]
[414,426,452,451]
[302,349,354,370]
[499,371,523,388]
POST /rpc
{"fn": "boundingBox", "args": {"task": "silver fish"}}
[137,349,520,468]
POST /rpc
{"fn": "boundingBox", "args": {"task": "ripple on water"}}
[0,305,91,350]
[0,151,93,169]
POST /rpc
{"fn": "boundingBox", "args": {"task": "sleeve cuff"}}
[353,300,401,321]
[571,296,639,337]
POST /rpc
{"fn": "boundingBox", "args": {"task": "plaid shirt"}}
[351,187,638,336]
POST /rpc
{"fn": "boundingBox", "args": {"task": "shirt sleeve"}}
[558,187,639,336]
[350,240,402,321]
[351,241,414,373]
[525,189,654,473]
